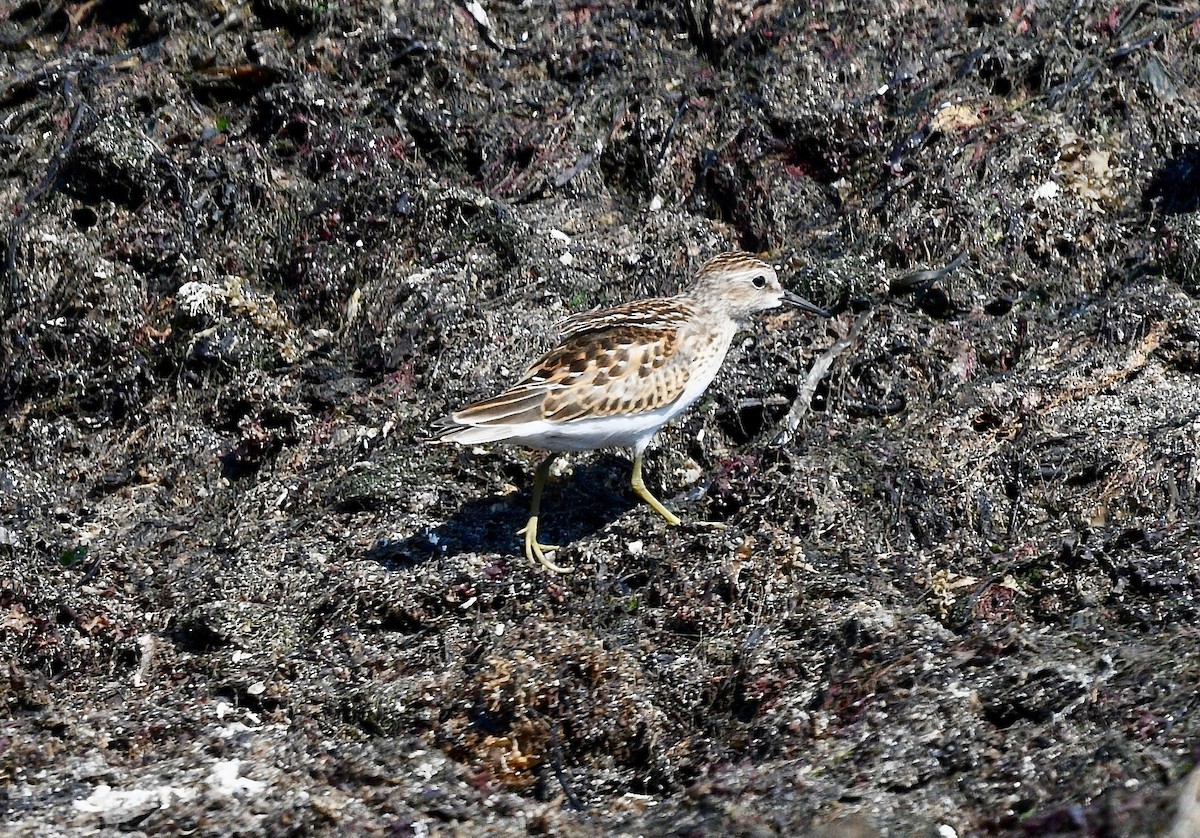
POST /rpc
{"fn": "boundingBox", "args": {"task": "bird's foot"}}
[517,517,571,574]
[688,519,728,531]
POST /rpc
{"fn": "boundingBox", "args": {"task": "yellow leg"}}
[631,453,682,526]
[516,454,572,573]
[631,454,727,530]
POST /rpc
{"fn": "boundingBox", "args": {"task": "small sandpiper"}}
[432,252,829,572]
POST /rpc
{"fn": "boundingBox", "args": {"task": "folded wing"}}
[433,300,695,442]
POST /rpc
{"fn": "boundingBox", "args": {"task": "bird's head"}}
[691,252,829,320]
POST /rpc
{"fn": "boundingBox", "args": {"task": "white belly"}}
[505,404,681,453]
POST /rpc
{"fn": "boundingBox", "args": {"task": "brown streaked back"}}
[448,323,691,427]
[556,297,696,338]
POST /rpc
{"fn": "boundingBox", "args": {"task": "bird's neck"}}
[678,290,736,323]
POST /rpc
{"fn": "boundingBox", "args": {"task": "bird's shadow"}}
[367,454,640,568]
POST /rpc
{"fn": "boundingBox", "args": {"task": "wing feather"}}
[535,325,689,421]
[450,386,546,425]
[432,298,696,441]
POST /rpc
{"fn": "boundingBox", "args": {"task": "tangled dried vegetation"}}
[2,1,1200,835]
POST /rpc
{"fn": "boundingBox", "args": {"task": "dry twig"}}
[773,308,872,447]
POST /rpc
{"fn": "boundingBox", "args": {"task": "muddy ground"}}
[2,1,1200,835]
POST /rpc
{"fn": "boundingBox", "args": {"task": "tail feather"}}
[453,387,546,425]
[429,387,548,445]
[429,419,524,445]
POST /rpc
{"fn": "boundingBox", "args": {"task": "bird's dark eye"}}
[752,274,768,288]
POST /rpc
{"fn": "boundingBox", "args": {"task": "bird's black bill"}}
[782,289,831,317]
